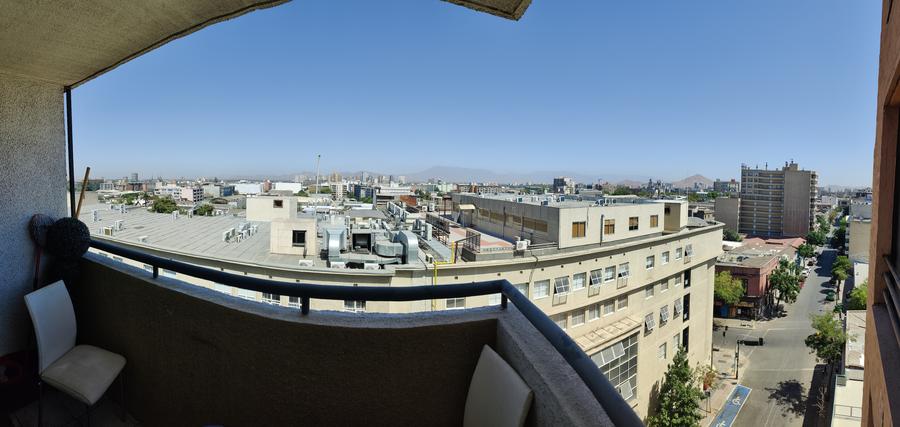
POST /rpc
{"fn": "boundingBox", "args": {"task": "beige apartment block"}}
[739,162,817,238]
[247,195,298,222]
[715,197,740,233]
[88,193,721,419]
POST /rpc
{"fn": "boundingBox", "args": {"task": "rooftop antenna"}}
[314,154,321,197]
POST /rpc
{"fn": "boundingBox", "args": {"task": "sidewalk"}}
[713,317,757,330]
[700,342,751,425]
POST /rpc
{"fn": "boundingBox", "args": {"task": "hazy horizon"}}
[73,0,879,188]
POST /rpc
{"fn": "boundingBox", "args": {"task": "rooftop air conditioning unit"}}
[363,263,379,270]
[137,236,148,243]
[298,259,314,267]
[329,261,347,269]
[425,254,434,263]
[516,240,529,251]
[114,220,124,231]
[102,227,113,236]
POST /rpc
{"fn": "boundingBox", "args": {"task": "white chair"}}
[24,280,127,426]
[464,345,533,427]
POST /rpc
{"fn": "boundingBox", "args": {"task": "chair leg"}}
[119,371,126,422]
[37,380,43,427]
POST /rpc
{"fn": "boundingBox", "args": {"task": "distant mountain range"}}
[671,174,714,189]
[224,166,718,188]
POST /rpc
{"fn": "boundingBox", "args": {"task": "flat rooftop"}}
[79,203,423,271]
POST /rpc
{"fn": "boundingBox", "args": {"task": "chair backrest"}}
[24,280,77,373]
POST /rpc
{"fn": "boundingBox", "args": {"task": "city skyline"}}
[72,0,879,187]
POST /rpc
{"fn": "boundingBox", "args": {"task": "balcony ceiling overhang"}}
[0,0,530,89]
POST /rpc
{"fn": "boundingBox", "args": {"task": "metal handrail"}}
[88,239,643,426]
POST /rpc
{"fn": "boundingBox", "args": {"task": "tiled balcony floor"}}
[10,387,138,427]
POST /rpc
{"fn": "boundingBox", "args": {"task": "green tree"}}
[770,259,801,311]
[714,271,745,305]
[723,229,742,242]
[847,281,868,310]
[295,190,308,197]
[806,230,826,246]
[832,268,848,284]
[805,313,850,366]
[797,243,815,259]
[318,187,332,194]
[832,226,847,248]
[648,347,704,427]
[359,196,373,204]
[150,197,178,214]
[195,204,214,216]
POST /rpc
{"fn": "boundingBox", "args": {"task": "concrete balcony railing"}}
[62,240,642,426]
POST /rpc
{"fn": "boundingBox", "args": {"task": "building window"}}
[684,269,692,288]
[514,283,529,297]
[552,313,567,330]
[644,313,656,333]
[553,276,570,305]
[588,304,601,321]
[571,310,585,326]
[572,273,586,290]
[237,288,256,301]
[344,300,366,313]
[292,230,307,247]
[685,244,694,257]
[572,221,586,238]
[446,297,466,309]
[683,294,691,321]
[660,305,670,325]
[675,275,682,286]
[591,333,638,401]
[673,334,680,352]
[604,219,615,235]
[534,280,550,299]
[554,276,571,295]
[661,279,669,292]
[629,217,639,231]
[645,285,655,299]
[646,255,655,270]
[682,327,690,352]
[675,247,683,259]
[658,342,667,359]
[618,263,630,278]
[651,215,659,228]
[604,266,616,282]
[616,295,628,310]
[273,200,283,208]
[661,251,669,264]
[603,300,615,316]
[262,293,280,305]
[673,298,683,316]
[287,296,301,308]
[488,293,501,306]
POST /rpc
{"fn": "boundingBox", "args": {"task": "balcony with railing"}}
[25,239,638,426]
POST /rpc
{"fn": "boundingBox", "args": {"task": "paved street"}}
[711,247,838,427]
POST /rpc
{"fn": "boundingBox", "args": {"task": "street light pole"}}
[735,340,742,379]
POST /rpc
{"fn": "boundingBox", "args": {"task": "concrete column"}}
[0,73,67,356]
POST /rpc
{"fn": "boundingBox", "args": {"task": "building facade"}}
[738,162,817,238]
[88,193,721,419]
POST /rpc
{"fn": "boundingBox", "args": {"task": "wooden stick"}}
[75,166,91,217]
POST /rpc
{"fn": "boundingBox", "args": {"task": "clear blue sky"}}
[74,0,880,186]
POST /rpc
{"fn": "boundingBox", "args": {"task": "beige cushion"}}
[41,344,126,405]
[464,345,533,427]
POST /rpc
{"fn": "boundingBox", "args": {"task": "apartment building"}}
[713,178,740,195]
[86,191,722,418]
[848,203,872,264]
[181,186,204,202]
[738,162,818,237]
